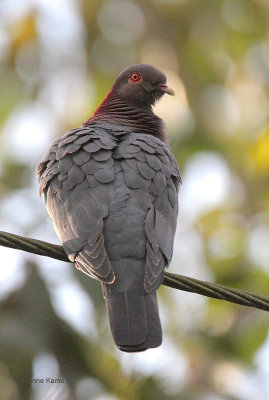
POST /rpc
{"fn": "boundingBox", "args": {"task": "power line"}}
[1,230,268,312]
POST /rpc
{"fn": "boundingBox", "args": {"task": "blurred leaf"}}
[0,161,29,195]
[235,315,269,362]
[8,14,37,64]
[0,70,24,126]
[249,127,269,176]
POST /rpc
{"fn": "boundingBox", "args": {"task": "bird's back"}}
[37,122,180,351]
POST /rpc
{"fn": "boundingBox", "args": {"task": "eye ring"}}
[130,72,141,82]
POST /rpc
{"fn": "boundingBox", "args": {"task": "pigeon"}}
[37,64,181,352]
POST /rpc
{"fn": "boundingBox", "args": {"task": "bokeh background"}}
[1,0,269,399]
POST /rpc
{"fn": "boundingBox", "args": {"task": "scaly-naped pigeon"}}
[37,64,181,352]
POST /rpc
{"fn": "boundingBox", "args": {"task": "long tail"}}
[102,259,162,352]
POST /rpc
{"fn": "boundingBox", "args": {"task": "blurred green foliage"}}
[0,0,269,399]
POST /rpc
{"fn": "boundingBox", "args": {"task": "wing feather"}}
[38,125,180,291]
[115,133,180,293]
[37,126,117,283]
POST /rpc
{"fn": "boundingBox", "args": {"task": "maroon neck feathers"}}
[84,88,166,142]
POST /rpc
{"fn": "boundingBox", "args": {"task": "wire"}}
[1,230,268,312]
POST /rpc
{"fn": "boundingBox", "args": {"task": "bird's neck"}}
[84,88,166,142]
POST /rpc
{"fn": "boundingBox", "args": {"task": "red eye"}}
[130,72,141,82]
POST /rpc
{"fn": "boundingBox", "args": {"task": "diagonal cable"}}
[0,230,269,312]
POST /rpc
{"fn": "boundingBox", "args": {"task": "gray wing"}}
[114,133,181,293]
[37,126,117,283]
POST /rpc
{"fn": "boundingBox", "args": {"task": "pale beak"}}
[157,83,175,96]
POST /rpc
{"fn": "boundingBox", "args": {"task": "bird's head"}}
[113,64,175,110]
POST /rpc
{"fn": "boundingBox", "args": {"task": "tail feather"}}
[102,259,162,352]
